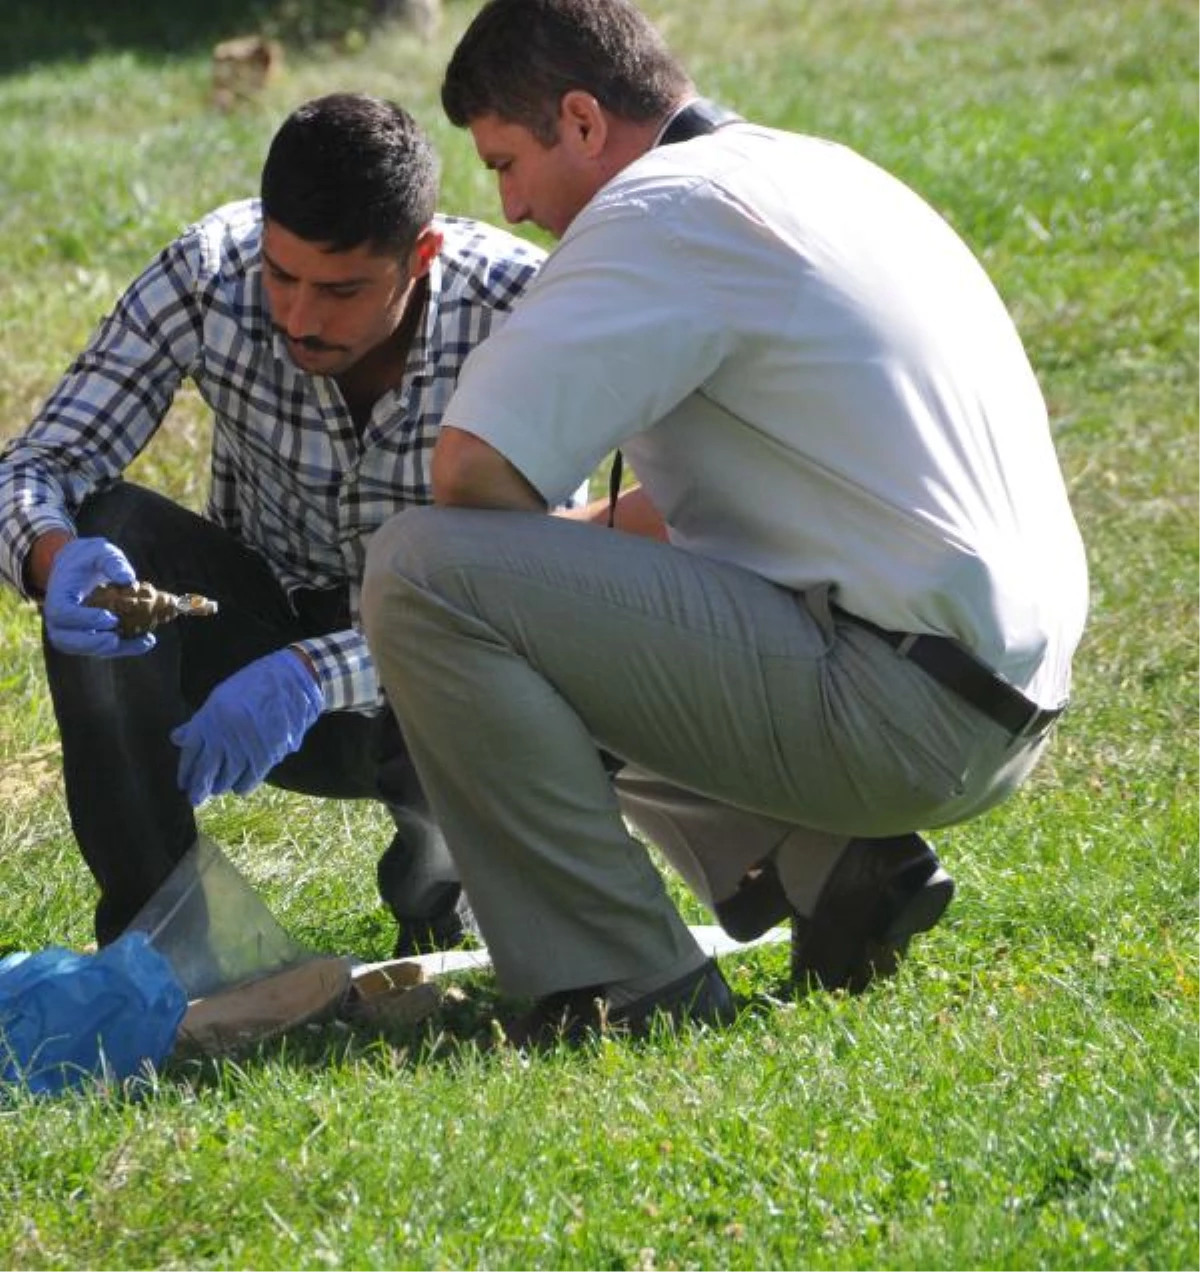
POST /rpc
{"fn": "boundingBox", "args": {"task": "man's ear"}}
[409,226,444,279]
[559,89,609,158]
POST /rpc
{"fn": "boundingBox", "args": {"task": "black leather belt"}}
[837,609,1065,739]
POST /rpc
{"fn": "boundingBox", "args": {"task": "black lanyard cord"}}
[605,450,624,528]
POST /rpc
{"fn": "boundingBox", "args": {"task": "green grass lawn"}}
[0,1,1196,1268]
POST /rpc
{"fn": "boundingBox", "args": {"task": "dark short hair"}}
[261,92,440,255]
[442,0,692,144]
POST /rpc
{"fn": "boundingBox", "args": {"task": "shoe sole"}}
[850,867,955,992]
[502,961,738,1048]
[611,961,738,1037]
[882,866,955,944]
[793,863,956,994]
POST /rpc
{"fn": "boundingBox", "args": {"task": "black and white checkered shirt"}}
[0,199,546,712]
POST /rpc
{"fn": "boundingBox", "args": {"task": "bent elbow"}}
[431,426,546,511]
[431,431,479,506]
[430,458,463,506]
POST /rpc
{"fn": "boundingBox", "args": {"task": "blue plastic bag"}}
[0,930,187,1096]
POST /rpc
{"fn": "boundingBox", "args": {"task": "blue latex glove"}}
[43,536,156,658]
[0,931,186,1096]
[170,649,324,806]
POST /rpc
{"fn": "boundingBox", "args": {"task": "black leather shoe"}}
[715,861,792,941]
[611,958,738,1036]
[391,895,470,956]
[390,884,475,958]
[501,958,737,1048]
[715,834,954,992]
[790,833,954,993]
[378,829,478,957]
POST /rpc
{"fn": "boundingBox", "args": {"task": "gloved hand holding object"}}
[171,649,324,805]
[43,536,156,658]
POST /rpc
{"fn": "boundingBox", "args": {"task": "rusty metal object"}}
[85,580,219,638]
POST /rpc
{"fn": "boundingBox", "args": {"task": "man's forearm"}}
[556,484,668,541]
[24,528,75,598]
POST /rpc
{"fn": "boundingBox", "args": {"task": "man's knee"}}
[75,482,181,555]
[362,506,467,637]
[365,507,420,580]
[364,506,481,588]
[365,507,549,634]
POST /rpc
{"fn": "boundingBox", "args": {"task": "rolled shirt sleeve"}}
[0,235,203,596]
[442,205,729,508]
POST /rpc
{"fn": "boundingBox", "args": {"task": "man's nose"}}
[500,183,529,226]
[284,285,322,338]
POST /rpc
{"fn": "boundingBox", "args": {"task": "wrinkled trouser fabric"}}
[44,481,449,945]
[362,506,1048,998]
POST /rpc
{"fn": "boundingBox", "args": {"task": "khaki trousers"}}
[362,507,1047,998]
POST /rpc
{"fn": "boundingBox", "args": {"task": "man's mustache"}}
[275,327,346,353]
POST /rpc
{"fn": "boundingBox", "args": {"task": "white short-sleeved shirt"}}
[444,124,1088,707]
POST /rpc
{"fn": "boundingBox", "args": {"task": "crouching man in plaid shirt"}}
[0,93,563,955]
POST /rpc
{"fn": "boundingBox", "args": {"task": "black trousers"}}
[44,482,452,944]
